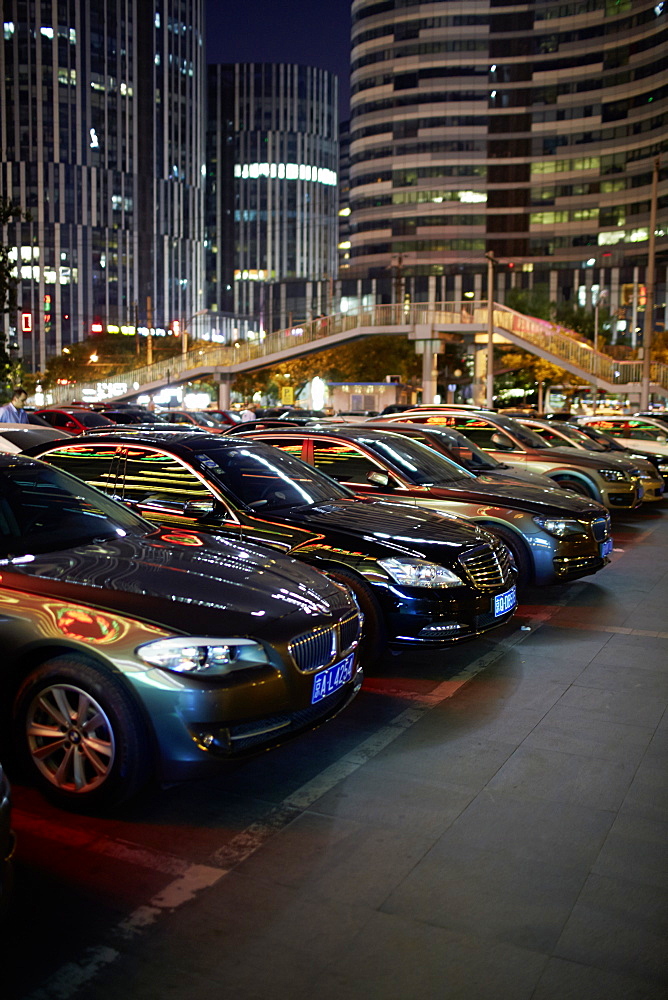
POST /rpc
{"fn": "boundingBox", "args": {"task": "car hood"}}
[1,530,355,641]
[275,497,493,562]
[475,466,559,490]
[422,477,606,516]
[534,446,637,471]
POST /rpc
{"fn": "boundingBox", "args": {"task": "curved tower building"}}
[207,63,339,321]
[0,0,205,370]
[348,0,667,317]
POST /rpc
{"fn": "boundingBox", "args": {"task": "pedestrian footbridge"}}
[47,301,668,405]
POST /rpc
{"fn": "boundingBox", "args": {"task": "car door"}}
[307,438,408,497]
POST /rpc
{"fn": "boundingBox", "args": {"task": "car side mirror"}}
[490,432,514,451]
[183,500,217,520]
[64,420,79,430]
[367,470,390,488]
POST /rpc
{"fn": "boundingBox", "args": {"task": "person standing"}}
[0,387,29,423]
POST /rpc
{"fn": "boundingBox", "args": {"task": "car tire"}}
[13,656,151,812]
[550,475,597,500]
[482,524,532,590]
[326,566,387,664]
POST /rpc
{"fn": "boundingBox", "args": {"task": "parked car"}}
[155,410,231,431]
[573,421,668,484]
[364,419,560,491]
[0,453,364,809]
[370,408,643,510]
[35,408,115,434]
[575,415,668,467]
[0,762,14,921]
[92,408,163,425]
[232,423,613,589]
[0,423,72,454]
[26,430,518,653]
[512,416,665,503]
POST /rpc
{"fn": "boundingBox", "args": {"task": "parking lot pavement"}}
[8,510,668,1000]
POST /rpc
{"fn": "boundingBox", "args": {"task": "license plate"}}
[312,652,355,704]
[600,537,613,558]
[493,585,516,617]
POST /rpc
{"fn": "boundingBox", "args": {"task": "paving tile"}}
[303,763,476,837]
[532,956,668,1000]
[554,872,668,986]
[555,683,667,728]
[524,703,654,764]
[380,841,584,952]
[620,759,668,823]
[305,910,547,1000]
[592,812,668,889]
[220,810,440,909]
[485,745,636,812]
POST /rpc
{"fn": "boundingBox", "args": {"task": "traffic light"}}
[20,312,32,333]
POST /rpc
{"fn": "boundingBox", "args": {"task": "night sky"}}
[205,0,353,118]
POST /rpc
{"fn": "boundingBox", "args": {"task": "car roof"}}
[73,428,280,451]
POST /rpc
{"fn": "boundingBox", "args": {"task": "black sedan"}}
[0,454,363,810]
[27,431,518,653]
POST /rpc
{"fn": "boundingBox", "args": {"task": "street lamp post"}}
[640,156,660,411]
[181,309,209,358]
[485,251,495,409]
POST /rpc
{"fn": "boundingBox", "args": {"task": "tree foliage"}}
[232,334,422,402]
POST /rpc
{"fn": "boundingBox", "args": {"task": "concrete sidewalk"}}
[71,510,668,1000]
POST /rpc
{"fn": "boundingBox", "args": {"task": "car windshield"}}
[360,434,476,485]
[494,417,550,449]
[576,425,623,451]
[0,459,151,556]
[74,412,115,427]
[541,422,607,452]
[193,443,356,510]
[403,427,502,471]
[188,412,227,428]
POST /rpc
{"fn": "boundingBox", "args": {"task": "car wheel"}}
[326,566,387,664]
[13,656,151,811]
[482,525,532,590]
[550,475,597,500]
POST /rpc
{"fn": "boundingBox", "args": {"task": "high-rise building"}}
[348,0,667,320]
[206,63,339,323]
[0,0,205,370]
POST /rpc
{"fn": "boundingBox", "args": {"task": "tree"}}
[231,334,422,403]
[0,197,31,399]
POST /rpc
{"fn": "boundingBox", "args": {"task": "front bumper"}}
[143,653,364,782]
[378,581,517,646]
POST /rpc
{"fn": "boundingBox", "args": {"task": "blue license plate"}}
[600,537,613,558]
[312,652,355,704]
[494,585,516,617]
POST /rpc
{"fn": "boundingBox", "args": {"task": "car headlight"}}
[597,468,626,482]
[136,637,270,675]
[533,516,586,537]
[378,557,462,588]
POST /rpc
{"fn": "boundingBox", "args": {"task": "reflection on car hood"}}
[541,446,636,470]
[2,530,353,639]
[278,497,492,559]
[425,476,606,516]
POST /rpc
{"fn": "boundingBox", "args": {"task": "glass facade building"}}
[0,0,205,370]
[206,63,339,322]
[348,0,667,315]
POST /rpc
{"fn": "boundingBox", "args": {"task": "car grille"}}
[458,543,511,592]
[288,610,361,673]
[592,515,611,542]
